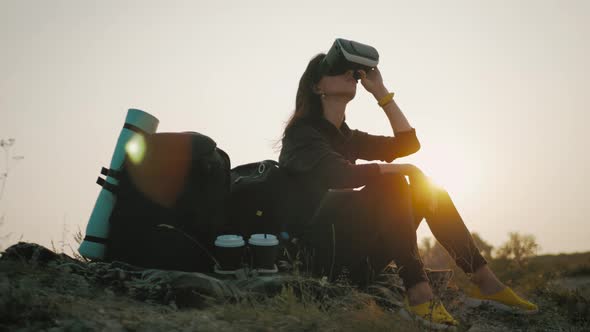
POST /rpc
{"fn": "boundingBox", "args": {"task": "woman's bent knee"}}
[364,173,411,196]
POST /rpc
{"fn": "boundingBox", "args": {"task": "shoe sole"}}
[464,296,539,315]
[398,308,458,331]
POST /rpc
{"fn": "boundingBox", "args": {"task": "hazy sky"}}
[1,0,588,255]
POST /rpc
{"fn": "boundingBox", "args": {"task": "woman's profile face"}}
[314,69,358,99]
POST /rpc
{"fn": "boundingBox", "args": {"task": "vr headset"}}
[316,38,379,80]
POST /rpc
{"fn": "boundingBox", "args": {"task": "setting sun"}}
[410,140,486,198]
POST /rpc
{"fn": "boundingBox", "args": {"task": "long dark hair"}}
[272,53,327,153]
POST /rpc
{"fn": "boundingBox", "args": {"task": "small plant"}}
[0,138,24,252]
[0,214,12,252]
[68,225,89,262]
[0,138,24,202]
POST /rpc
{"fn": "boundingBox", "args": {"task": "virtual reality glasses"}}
[316,38,379,80]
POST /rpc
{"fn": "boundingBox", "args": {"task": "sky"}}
[0,0,588,255]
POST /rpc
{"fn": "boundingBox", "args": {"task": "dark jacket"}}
[278,116,421,236]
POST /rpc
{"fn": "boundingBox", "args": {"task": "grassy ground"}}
[1,244,589,332]
[0,255,420,332]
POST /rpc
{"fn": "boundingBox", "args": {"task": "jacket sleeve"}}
[349,128,421,162]
[279,125,382,189]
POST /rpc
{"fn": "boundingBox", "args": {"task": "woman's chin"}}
[344,86,357,97]
[330,87,356,100]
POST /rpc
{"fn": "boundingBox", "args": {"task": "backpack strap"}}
[100,167,122,180]
[97,165,123,193]
[83,235,109,245]
[123,123,148,136]
[96,177,118,194]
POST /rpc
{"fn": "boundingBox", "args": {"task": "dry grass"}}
[216,278,422,332]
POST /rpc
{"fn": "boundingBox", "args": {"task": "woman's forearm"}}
[372,86,414,135]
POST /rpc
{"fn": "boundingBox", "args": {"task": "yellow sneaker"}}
[465,286,539,314]
[399,296,459,330]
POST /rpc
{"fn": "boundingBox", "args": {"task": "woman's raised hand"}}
[357,67,386,96]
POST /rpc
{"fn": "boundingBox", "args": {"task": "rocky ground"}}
[0,242,589,332]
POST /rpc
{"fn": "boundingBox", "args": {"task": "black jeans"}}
[300,173,487,290]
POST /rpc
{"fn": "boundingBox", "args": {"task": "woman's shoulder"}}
[279,119,334,172]
[284,118,324,140]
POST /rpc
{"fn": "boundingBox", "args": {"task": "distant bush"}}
[418,237,451,269]
[495,232,540,268]
[564,264,590,278]
[418,231,547,290]
[471,232,494,262]
[419,232,494,268]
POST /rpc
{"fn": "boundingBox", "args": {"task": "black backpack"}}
[224,159,296,245]
[225,160,294,240]
[102,131,231,272]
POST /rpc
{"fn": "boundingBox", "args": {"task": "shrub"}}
[495,232,539,268]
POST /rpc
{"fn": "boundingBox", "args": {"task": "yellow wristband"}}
[377,92,395,107]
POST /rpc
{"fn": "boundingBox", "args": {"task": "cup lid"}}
[248,234,279,246]
[215,235,245,248]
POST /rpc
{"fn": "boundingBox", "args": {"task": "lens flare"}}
[426,176,443,190]
[125,134,146,164]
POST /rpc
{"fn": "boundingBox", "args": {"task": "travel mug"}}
[214,235,245,271]
[248,234,279,270]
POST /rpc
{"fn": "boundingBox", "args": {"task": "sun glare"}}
[125,134,146,165]
[417,146,484,198]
